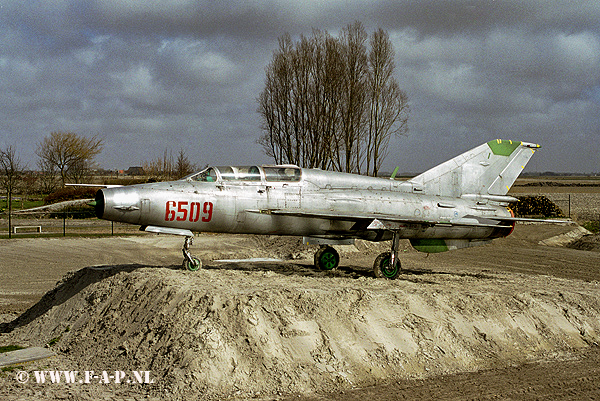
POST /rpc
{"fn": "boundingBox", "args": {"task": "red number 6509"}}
[165,201,213,222]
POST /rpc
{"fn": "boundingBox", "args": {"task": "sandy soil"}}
[1,224,600,400]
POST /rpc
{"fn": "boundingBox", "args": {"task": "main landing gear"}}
[314,246,340,270]
[182,235,202,271]
[372,232,401,279]
[312,233,402,279]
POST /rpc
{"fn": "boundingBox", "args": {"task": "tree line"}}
[1,131,200,234]
[258,22,409,176]
[1,132,198,213]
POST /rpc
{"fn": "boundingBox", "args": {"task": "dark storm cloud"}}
[0,0,598,172]
[375,0,600,35]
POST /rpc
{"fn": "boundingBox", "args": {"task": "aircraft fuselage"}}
[95,166,512,242]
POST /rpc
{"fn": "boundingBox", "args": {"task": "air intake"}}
[94,189,105,219]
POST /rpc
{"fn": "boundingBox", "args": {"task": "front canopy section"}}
[184,165,302,183]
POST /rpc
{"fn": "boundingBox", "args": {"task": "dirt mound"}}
[568,234,600,252]
[538,225,591,247]
[3,262,600,399]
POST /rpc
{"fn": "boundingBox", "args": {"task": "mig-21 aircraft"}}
[94,139,565,279]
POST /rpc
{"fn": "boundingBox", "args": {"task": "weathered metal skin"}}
[96,166,511,241]
[95,140,561,277]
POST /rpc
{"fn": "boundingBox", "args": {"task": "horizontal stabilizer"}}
[486,216,574,224]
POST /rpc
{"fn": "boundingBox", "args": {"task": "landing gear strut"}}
[310,234,401,279]
[373,232,401,279]
[182,235,202,271]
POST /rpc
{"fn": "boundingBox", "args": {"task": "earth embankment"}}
[4,257,600,399]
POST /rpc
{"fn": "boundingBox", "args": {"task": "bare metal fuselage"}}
[93,140,564,277]
[96,168,512,243]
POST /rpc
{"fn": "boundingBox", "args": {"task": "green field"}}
[0,199,44,212]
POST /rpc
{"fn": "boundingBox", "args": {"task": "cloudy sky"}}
[1,0,599,174]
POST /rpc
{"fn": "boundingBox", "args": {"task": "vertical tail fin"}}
[409,139,540,197]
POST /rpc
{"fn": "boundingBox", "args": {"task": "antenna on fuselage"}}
[390,166,400,180]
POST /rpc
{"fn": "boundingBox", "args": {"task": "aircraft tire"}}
[373,252,401,279]
[314,246,340,270]
[184,257,202,271]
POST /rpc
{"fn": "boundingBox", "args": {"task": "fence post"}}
[568,194,571,218]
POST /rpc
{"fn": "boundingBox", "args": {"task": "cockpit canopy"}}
[186,165,301,183]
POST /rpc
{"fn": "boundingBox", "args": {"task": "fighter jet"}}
[94,139,564,279]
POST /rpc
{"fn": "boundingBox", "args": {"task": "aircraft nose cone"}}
[95,189,105,219]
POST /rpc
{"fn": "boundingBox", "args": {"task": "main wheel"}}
[183,257,202,271]
[314,246,340,270]
[373,252,401,279]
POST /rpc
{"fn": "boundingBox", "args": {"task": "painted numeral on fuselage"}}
[165,201,213,223]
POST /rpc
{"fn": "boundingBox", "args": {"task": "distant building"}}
[125,167,145,176]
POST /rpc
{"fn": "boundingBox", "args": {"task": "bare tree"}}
[258,22,409,175]
[142,148,184,181]
[37,157,59,194]
[174,148,195,179]
[365,29,409,176]
[36,132,103,186]
[258,33,310,167]
[258,30,345,170]
[19,171,38,209]
[0,146,24,238]
[339,22,368,173]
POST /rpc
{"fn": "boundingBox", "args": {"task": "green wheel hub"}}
[184,257,202,271]
[373,252,401,279]
[314,246,340,270]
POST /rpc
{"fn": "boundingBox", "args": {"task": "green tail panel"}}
[487,139,521,156]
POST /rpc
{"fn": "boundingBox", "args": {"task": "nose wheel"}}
[373,252,401,279]
[182,235,202,271]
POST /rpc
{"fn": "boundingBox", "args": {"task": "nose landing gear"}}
[182,235,202,271]
[373,232,401,279]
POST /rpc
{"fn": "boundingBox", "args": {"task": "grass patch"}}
[582,221,600,234]
[47,336,61,347]
[0,345,24,353]
[0,199,44,212]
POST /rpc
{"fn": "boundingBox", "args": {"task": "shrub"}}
[49,207,96,219]
[44,187,98,205]
[510,196,565,218]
